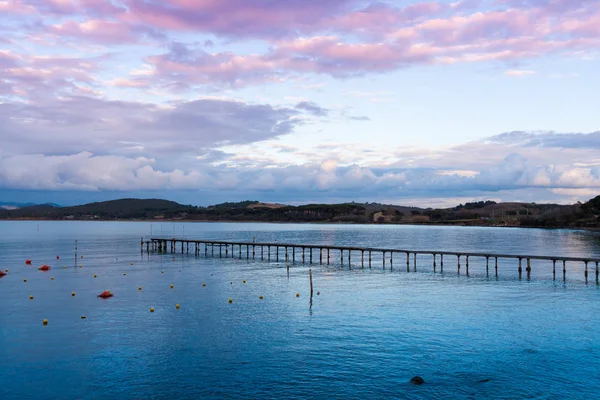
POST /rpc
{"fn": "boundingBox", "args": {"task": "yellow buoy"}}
[296,293,300,297]
[150,307,155,312]
[202,283,206,287]
[5,269,8,272]
[123,273,126,276]
[81,315,86,319]
[63,266,66,269]
[42,319,48,326]
[71,292,76,297]
[228,298,233,304]
[50,276,54,280]
[175,304,180,309]
[23,278,27,283]
[243,280,246,284]
[94,274,97,278]
[161,271,164,274]
[130,262,133,265]
[29,295,33,300]
[79,265,82,268]
[138,286,142,291]
[259,296,263,300]
[170,284,174,289]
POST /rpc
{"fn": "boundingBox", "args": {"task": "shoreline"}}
[1,218,598,232]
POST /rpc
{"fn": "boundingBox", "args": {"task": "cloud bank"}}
[2,131,599,205]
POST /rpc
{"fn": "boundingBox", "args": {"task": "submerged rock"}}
[410,376,425,385]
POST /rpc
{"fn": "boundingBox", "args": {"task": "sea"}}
[1,221,600,399]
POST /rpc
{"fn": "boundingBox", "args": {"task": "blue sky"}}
[1,0,599,207]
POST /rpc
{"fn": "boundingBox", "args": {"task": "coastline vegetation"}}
[1,196,599,229]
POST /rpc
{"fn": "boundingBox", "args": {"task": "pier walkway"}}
[143,237,600,283]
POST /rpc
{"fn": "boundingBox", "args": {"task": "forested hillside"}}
[1,196,599,228]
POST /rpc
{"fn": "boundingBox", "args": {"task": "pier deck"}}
[143,237,600,283]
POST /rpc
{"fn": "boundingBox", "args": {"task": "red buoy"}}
[38,265,51,271]
[25,260,32,265]
[56,256,60,260]
[0,270,6,277]
[97,290,114,298]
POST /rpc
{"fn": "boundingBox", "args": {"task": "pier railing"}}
[143,238,600,283]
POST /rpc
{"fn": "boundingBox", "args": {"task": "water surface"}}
[1,221,600,399]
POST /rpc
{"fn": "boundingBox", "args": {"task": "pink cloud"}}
[4,0,600,92]
[121,0,355,37]
[504,69,536,76]
[0,0,37,13]
[49,20,140,43]
[110,78,151,88]
[0,50,104,100]
[23,0,126,16]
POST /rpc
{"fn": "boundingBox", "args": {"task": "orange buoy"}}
[38,265,51,271]
[97,290,114,299]
[25,259,32,265]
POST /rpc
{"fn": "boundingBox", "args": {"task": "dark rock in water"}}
[477,378,491,383]
[410,376,425,385]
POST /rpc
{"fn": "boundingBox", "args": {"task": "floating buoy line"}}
[7,257,314,326]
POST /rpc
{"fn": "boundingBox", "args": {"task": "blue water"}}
[1,221,600,399]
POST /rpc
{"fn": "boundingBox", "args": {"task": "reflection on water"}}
[1,221,600,399]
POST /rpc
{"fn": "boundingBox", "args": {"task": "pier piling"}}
[518,258,523,280]
[145,238,600,283]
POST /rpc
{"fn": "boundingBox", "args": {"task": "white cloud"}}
[1,131,600,205]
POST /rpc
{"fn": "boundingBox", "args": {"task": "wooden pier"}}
[143,237,600,283]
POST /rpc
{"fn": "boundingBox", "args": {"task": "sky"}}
[1,0,599,207]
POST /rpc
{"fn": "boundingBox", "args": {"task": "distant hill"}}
[0,202,60,210]
[0,196,598,228]
[0,198,190,220]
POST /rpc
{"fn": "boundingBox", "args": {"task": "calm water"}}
[1,221,600,399]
